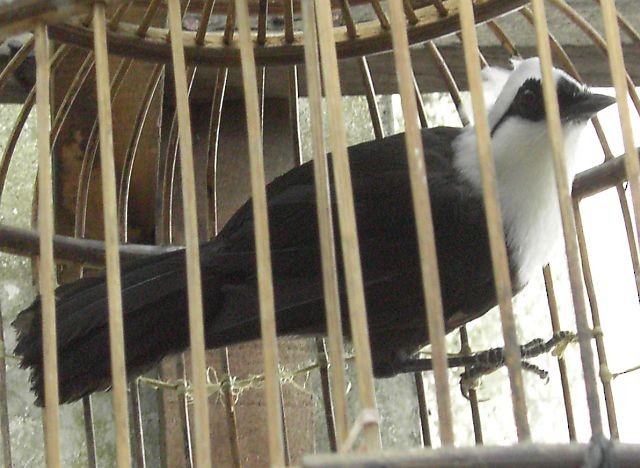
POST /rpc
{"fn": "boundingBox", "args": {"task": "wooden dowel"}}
[301,0,349,446]
[530,0,603,437]
[459,0,531,441]
[34,21,61,468]
[235,0,286,463]
[543,265,577,441]
[92,4,133,465]
[314,0,382,450]
[387,0,454,447]
[166,0,213,465]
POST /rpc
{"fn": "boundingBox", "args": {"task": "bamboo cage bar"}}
[256,0,267,45]
[195,0,216,45]
[572,200,619,437]
[75,57,134,237]
[287,65,301,165]
[519,4,640,305]
[166,0,212,465]
[39,0,531,67]
[314,0,382,450]
[34,21,61,468]
[136,0,162,37]
[0,44,69,195]
[1,0,640,466]
[5,148,638,269]
[118,63,164,239]
[0,301,12,468]
[304,442,640,467]
[316,339,339,452]
[458,0,531,441]
[82,397,97,468]
[206,66,228,236]
[369,0,390,30]
[301,0,349,447]
[357,56,384,141]
[547,0,640,116]
[338,0,357,39]
[543,265,577,442]
[423,37,485,443]
[234,0,285,463]
[459,326,483,445]
[530,0,604,437]
[0,35,34,95]
[598,0,640,272]
[424,41,470,127]
[92,4,133,465]
[108,1,132,30]
[387,0,454,447]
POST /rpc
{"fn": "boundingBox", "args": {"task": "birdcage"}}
[0,0,639,466]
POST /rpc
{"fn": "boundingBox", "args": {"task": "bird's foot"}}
[459,330,577,399]
[392,331,577,398]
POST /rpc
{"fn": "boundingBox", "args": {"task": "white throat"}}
[452,120,587,287]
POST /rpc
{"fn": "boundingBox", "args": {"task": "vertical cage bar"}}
[369,0,390,29]
[137,0,163,37]
[458,0,531,441]
[598,0,640,276]
[0,305,12,468]
[338,0,357,38]
[284,0,295,43]
[413,373,431,447]
[314,0,382,450]
[196,0,216,45]
[166,0,213,465]
[301,0,349,446]
[234,0,286,463]
[92,4,133,465]
[316,339,338,452]
[207,66,228,236]
[542,265,577,441]
[34,22,62,468]
[519,4,640,305]
[288,65,302,165]
[130,382,147,468]
[357,57,384,141]
[573,202,619,438]
[387,0,454,446]
[82,398,98,468]
[459,326,483,444]
[530,0,603,436]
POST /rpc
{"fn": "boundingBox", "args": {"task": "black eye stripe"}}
[490,76,585,136]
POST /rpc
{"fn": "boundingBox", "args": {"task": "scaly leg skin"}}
[392,331,578,398]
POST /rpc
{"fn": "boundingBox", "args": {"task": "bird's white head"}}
[453,57,616,287]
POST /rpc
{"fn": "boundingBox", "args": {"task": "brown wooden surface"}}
[209,98,314,467]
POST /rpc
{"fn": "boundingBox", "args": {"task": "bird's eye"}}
[521,89,537,107]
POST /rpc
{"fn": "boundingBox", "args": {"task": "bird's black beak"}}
[560,92,616,122]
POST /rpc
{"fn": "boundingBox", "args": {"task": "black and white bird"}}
[14,58,615,405]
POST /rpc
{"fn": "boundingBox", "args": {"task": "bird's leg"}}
[393,331,577,397]
[395,331,576,372]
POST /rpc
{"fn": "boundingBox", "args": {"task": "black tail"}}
[13,249,223,405]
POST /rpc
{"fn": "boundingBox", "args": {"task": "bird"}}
[13,57,616,405]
